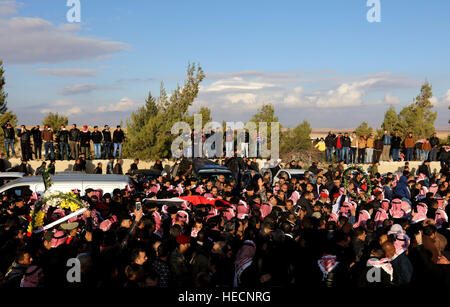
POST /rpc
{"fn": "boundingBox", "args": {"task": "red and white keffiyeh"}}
[435,208,448,229]
[353,210,371,229]
[367,258,393,281]
[374,208,388,229]
[234,240,256,287]
[411,203,427,224]
[289,190,301,204]
[318,254,339,280]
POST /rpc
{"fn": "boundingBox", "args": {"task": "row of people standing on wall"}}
[315,130,441,164]
[1,122,126,161]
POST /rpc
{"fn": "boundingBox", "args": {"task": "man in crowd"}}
[17,125,32,161]
[405,132,415,161]
[102,125,112,159]
[430,132,440,161]
[56,125,69,161]
[69,124,80,161]
[91,126,103,160]
[341,132,351,164]
[350,132,357,164]
[30,125,42,160]
[325,131,336,163]
[42,125,55,161]
[381,130,391,161]
[2,122,16,158]
[80,125,91,159]
[365,133,374,164]
[357,135,366,164]
[113,158,123,174]
[113,125,125,158]
[391,132,402,162]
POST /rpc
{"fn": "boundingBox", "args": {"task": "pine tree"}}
[42,112,68,131]
[381,105,399,133]
[280,120,312,153]
[123,63,205,159]
[397,81,437,138]
[355,122,373,137]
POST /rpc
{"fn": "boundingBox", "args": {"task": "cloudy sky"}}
[1,0,449,129]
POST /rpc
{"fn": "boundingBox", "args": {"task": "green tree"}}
[381,105,399,133]
[280,120,312,153]
[397,81,437,138]
[249,103,280,147]
[123,63,205,159]
[0,111,18,153]
[250,104,279,125]
[0,61,8,114]
[185,106,212,128]
[42,112,68,132]
[355,121,373,137]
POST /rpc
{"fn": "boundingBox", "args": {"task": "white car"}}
[0,172,25,187]
[0,172,134,197]
[273,169,306,184]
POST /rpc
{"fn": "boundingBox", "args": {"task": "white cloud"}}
[443,90,450,103]
[57,23,82,32]
[314,78,382,108]
[383,93,400,105]
[97,97,137,112]
[52,99,72,107]
[58,84,121,95]
[63,106,82,116]
[203,78,276,92]
[0,1,22,16]
[0,16,129,64]
[37,67,101,78]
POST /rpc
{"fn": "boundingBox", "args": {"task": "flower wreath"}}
[26,167,89,236]
[342,165,373,201]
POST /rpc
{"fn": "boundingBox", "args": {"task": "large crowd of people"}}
[0,153,449,288]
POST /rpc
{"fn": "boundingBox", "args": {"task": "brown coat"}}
[366,137,374,148]
[41,129,53,143]
[422,142,431,151]
[404,136,415,148]
[358,138,366,149]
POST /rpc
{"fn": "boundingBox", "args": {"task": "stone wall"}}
[2,158,441,176]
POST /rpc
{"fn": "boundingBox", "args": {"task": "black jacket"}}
[17,129,31,143]
[30,128,42,143]
[102,130,112,143]
[79,131,91,147]
[417,163,431,178]
[113,130,125,143]
[342,136,351,148]
[57,129,69,143]
[91,131,103,144]
[113,163,123,175]
[391,136,402,149]
[429,136,440,148]
[2,125,15,140]
[325,134,336,147]
[69,128,80,142]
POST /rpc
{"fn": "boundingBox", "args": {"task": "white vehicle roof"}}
[0,173,132,195]
[0,172,25,178]
[276,169,306,175]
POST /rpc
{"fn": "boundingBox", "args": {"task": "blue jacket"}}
[394,176,410,199]
[383,185,393,201]
[382,134,392,145]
